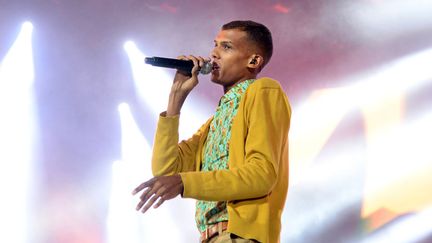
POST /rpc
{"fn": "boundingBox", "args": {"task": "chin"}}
[210,75,221,83]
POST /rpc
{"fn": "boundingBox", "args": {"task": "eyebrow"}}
[214,40,233,45]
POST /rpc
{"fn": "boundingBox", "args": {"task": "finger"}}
[154,184,167,199]
[187,55,199,65]
[135,188,151,210]
[196,56,206,67]
[138,183,159,207]
[153,197,165,209]
[177,55,188,60]
[141,194,159,213]
[187,55,200,76]
[139,183,167,212]
[153,187,169,208]
[132,183,146,195]
[136,198,146,211]
[136,186,154,207]
[132,177,156,195]
[140,186,154,199]
[136,180,160,210]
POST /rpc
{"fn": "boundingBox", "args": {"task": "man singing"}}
[132,20,291,243]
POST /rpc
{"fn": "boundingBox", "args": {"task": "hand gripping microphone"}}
[144,56,213,75]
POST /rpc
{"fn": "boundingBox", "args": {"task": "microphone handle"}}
[145,57,194,73]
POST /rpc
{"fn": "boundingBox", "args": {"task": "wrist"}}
[167,91,188,116]
[176,174,184,197]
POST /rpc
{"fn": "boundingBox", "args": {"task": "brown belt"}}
[200,221,228,242]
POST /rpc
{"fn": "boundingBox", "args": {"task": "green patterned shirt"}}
[195,79,255,233]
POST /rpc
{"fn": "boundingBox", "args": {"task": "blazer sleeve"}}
[180,84,291,201]
[151,112,211,176]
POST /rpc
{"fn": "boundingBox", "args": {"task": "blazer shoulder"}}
[250,77,283,90]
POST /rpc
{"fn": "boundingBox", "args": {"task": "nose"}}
[211,47,219,60]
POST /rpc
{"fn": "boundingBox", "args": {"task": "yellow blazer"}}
[152,77,291,243]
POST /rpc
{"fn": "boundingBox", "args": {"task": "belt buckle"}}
[202,222,223,242]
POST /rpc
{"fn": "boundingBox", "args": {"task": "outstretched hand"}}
[132,175,184,213]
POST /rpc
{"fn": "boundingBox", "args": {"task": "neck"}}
[223,75,257,94]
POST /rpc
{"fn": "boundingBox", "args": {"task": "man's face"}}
[210,29,255,89]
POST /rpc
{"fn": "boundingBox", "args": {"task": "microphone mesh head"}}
[199,61,213,75]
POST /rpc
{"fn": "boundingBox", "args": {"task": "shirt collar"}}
[219,79,255,104]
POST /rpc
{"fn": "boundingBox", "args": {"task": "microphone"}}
[144,56,212,75]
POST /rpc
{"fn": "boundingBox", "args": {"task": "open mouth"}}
[212,62,220,71]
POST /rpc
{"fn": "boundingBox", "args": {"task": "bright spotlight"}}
[123,41,171,114]
[107,103,183,243]
[123,41,211,139]
[291,47,432,176]
[123,41,135,52]
[347,0,432,42]
[0,22,36,243]
[287,46,432,241]
[363,207,432,243]
[22,21,33,31]
[107,103,151,243]
[121,41,214,242]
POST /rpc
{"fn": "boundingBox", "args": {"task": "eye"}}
[222,43,231,50]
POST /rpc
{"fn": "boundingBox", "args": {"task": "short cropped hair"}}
[222,20,273,66]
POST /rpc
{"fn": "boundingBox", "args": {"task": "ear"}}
[247,54,264,70]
